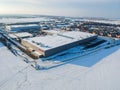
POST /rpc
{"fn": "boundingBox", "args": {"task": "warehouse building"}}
[5,22,41,33]
[9,32,33,39]
[20,30,97,57]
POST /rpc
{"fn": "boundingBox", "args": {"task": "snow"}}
[24,31,96,50]
[10,24,39,28]
[43,30,62,34]
[61,31,95,39]
[0,45,29,89]
[9,32,32,38]
[77,46,120,90]
[0,17,48,24]
[88,20,120,25]
[0,40,120,90]
[0,17,120,90]
[24,34,74,50]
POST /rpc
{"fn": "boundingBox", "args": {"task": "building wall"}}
[44,35,97,57]
[21,40,45,55]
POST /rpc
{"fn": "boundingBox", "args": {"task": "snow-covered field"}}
[90,20,120,25]
[0,41,120,90]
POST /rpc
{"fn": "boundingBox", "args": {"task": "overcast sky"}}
[0,0,120,18]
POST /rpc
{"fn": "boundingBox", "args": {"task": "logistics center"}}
[20,30,97,57]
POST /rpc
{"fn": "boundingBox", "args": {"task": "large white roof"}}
[10,24,39,28]
[24,31,96,51]
[60,31,94,39]
[9,32,32,38]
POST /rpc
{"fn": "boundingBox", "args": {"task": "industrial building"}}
[21,30,97,57]
[5,22,41,33]
[9,32,32,39]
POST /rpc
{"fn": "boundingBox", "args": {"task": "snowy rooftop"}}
[10,24,39,28]
[60,31,94,39]
[24,31,96,51]
[9,32,32,38]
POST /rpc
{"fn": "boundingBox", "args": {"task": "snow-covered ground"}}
[88,19,120,25]
[0,40,120,90]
